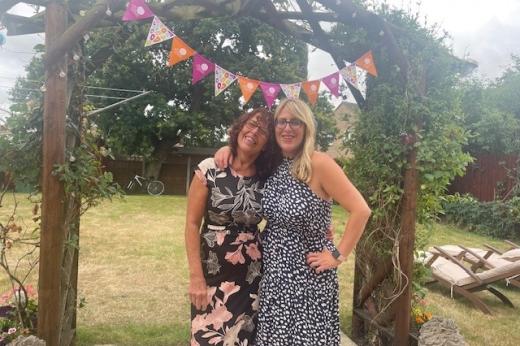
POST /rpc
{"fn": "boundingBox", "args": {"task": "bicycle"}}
[126,174,165,196]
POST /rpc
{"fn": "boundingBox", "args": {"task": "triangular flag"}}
[145,16,175,47]
[238,76,260,104]
[280,83,301,100]
[340,64,359,89]
[260,82,281,109]
[215,65,237,96]
[122,0,155,21]
[167,36,195,67]
[192,54,215,84]
[321,72,341,97]
[355,50,378,77]
[302,80,320,106]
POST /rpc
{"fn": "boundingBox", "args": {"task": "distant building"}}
[326,101,359,159]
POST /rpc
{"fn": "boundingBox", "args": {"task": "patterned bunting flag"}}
[355,50,378,77]
[122,0,155,21]
[167,36,196,67]
[340,64,359,89]
[192,54,215,84]
[145,16,175,47]
[280,83,301,100]
[302,80,320,106]
[321,72,340,97]
[215,65,237,96]
[238,76,260,104]
[260,82,281,109]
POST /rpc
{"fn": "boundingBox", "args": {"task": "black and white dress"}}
[256,158,340,346]
[191,158,264,346]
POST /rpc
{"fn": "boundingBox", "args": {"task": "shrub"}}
[441,194,520,239]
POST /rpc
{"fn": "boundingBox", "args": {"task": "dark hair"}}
[228,108,282,179]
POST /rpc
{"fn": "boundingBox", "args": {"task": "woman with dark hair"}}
[185,108,277,346]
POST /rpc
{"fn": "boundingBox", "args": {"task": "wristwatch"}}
[331,248,346,263]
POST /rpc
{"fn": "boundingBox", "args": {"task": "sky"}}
[2,0,520,117]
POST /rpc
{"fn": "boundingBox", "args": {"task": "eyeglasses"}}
[275,118,304,129]
[244,120,268,137]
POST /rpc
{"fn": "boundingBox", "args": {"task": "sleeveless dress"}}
[256,158,340,346]
[191,158,264,346]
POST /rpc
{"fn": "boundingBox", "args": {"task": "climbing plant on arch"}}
[0,0,474,344]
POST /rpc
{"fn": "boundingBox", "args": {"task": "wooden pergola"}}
[1,0,429,344]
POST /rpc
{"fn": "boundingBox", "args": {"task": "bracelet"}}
[331,248,346,263]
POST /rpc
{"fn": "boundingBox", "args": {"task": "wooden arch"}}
[1,0,443,344]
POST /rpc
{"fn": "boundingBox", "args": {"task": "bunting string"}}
[122,0,377,107]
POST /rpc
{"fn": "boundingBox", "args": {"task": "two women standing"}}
[185,99,371,346]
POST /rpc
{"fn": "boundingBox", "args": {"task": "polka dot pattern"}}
[256,159,340,346]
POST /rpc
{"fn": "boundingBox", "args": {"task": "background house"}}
[326,101,359,159]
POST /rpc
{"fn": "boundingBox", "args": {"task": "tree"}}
[87,16,316,178]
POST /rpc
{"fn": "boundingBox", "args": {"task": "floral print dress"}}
[191,158,264,346]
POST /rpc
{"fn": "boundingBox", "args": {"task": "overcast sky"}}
[2,0,520,116]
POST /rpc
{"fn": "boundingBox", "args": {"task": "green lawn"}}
[1,194,519,345]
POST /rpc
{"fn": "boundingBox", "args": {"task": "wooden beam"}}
[38,1,68,344]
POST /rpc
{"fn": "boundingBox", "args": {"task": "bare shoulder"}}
[311,151,337,170]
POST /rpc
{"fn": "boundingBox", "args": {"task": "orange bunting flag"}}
[355,50,378,77]
[167,36,195,67]
[302,80,320,106]
[238,76,260,104]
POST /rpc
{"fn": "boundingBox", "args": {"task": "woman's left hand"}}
[306,250,340,273]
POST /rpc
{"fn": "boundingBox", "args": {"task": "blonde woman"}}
[215,99,371,345]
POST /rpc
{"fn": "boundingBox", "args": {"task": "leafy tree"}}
[86,16,321,177]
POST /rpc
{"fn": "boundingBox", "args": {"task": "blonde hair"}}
[274,99,316,183]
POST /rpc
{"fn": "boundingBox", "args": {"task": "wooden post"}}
[394,70,424,345]
[393,147,419,345]
[38,1,68,344]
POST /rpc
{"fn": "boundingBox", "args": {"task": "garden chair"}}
[424,246,520,315]
[428,245,520,288]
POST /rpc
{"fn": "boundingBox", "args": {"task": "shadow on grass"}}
[77,323,190,346]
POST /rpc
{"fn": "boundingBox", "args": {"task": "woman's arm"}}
[185,176,210,310]
[307,152,371,273]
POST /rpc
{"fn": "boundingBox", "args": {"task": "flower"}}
[7,327,16,335]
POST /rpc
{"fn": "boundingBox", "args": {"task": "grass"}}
[1,194,519,345]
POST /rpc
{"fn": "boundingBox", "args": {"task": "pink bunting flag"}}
[215,65,237,96]
[122,0,155,21]
[280,83,301,100]
[340,64,359,89]
[192,54,215,84]
[260,82,281,109]
[322,72,341,97]
[145,16,175,47]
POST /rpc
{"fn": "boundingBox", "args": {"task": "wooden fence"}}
[103,150,214,195]
[449,154,519,201]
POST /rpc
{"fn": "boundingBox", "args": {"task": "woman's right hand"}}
[189,277,209,311]
[214,146,233,169]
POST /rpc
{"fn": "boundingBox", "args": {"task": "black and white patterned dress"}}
[256,158,340,346]
[191,158,264,346]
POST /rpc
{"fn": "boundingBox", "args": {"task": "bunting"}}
[121,5,378,108]
[340,64,359,88]
[192,54,215,84]
[321,72,340,97]
[281,83,301,100]
[238,76,260,104]
[145,16,175,47]
[167,36,196,67]
[122,0,154,21]
[259,82,281,109]
[215,65,237,96]
[302,80,320,106]
[355,50,378,77]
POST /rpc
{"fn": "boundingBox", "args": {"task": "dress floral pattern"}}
[191,158,265,346]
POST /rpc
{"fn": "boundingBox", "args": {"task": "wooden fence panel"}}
[449,154,518,201]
